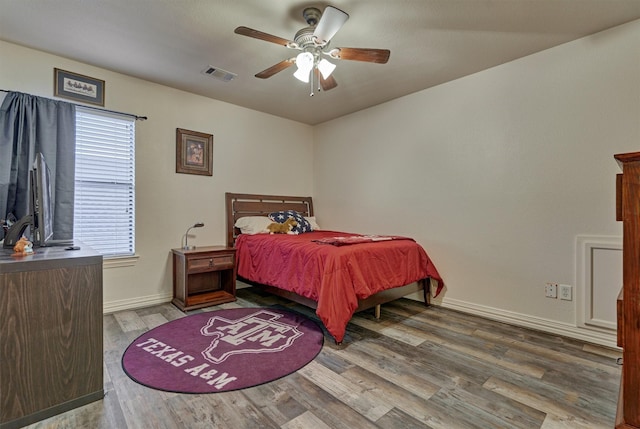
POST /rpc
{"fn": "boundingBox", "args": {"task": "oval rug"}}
[121,307,324,393]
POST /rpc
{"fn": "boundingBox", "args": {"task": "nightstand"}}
[171,246,237,311]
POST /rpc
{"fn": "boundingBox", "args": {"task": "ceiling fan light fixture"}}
[295,52,314,70]
[293,67,311,83]
[317,59,336,79]
[294,51,314,82]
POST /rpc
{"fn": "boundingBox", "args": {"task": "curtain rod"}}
[0,89,148,121]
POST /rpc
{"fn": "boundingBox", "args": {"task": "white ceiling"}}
[1,0,639,125]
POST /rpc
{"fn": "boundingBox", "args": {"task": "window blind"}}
[74,107,135,256]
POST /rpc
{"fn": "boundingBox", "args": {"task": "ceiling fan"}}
[234,6,390,95]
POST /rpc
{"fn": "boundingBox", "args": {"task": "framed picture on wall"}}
[54,68,105,106]
[176,128,213,176]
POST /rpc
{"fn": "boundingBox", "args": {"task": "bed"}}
[225,192,443,343]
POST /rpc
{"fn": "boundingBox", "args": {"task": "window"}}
[74,107,135,257]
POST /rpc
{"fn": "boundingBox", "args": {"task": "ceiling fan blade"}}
[255,59,294,79]
[234,26,292,47]
[314,68,337,91]
[313,6,349,44]
[330,48,390,64]
[320,74,338,91]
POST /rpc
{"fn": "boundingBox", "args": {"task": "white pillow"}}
[305,216,321,231]
[234,216,272,234]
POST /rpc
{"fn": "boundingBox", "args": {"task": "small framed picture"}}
[54,68,105,106]
[176,128,213,176]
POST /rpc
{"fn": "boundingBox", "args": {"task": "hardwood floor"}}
[25,287,621,429]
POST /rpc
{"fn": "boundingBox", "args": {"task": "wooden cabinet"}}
[615,152,640,429]
[0,246,103,429]
[172,246,237,311]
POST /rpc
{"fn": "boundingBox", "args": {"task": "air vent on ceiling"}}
[201,65,237,82]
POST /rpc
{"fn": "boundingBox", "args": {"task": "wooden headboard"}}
[225,192,314,247]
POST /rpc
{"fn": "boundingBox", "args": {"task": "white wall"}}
[313,20,640,346]
[0,40,314,310]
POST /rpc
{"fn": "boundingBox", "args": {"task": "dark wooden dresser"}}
[0,245,103,429]
[615,152,640,429]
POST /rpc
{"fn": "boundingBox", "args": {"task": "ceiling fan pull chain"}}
[310,70,315,96]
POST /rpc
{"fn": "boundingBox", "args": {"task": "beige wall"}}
[313,20,640,346]
[0,40,314,309]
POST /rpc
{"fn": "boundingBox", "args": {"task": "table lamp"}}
[183,222,204,250]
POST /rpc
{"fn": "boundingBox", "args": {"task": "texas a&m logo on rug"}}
[200,309,303,363]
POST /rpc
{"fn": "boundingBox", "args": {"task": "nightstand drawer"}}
[187,254,234,273]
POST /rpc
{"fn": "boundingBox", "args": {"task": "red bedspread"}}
[235,230,443,342]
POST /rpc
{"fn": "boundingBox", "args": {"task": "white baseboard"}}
[103,290,619,349]
[103,293,172,314]
[440,297,619,349]
[104,281,254,314]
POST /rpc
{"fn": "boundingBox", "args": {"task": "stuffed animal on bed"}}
[13,236,34,255]
[266,217,298,234]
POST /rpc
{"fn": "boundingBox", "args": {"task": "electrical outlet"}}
[545,283,557,298]
[559,284,572,301]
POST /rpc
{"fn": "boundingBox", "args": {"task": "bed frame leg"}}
[374,304,381,319]
[423,278,431,307]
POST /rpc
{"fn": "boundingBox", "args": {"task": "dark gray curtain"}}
[0,91,76,240]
